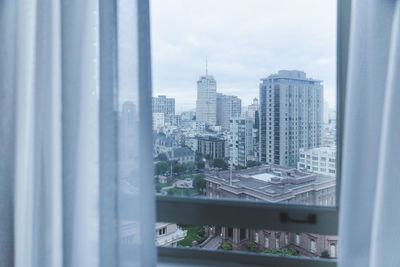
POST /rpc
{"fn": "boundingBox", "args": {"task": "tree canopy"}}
[155,161,168,175]
[212,158,229,170]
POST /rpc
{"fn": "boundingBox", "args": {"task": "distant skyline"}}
[150,0,337,113]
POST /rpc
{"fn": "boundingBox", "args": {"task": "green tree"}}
[247,160,261,168]
[155,184,162,193]
[157,153,168,162]
[158,131,166,136]
[155,161,168,175]
[321,250,330,258]
[185,162,196,173]
[173,163,186,175]
[212,158,229,170]
[193,174,206,193]
[265,248,299,256]
[197,160,205,169]
[235,165,247,170]
[220,242,232,250]
[247,241,258,252]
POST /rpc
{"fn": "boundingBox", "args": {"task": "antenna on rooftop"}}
[205,56,208,76]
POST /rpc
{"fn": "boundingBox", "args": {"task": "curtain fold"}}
[0,0,156,266]
[339,0,400,266]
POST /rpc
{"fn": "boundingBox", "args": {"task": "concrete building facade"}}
[216,93,242,130]
[197,136,225,160]
[298,146,336,176]
[229,117,253,166]
[259,70,323,167]
[152,112,165,131]
[152,95,175,123]
[196,75,217,126]
[247,97,259,120]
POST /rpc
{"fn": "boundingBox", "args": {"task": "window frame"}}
[151,0,352,265]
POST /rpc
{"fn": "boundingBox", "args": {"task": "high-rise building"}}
[229,117,253,166]
[197,136,225,160]
[152,95,175,123]
[259,70,323,167]
[247,97,259,120]
[196,74,217,126]
[216,93,242,130]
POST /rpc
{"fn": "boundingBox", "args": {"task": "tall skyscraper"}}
[247,97,259,120]
[216,93,242,130]
[259,70,323,167]
[152,95,175,123]
[196,73,217,126]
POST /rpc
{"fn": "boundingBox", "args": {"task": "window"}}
[311,239,316,253]
[153,0,346,265]
[330,243,336,258]
[265,236,270,248]
[228,227,233,238]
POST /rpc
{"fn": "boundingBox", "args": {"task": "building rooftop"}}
[205,165,335,203]
[261,70,322,84]
[300,146,336,156]
[169,147,194,158]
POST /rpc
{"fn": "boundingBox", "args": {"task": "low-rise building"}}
[204,165,337,257]
[166,147,195,164]
[155,223,187,247]
[153,132,180,157]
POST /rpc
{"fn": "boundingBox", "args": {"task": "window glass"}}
[330,244,336,258]
[151,0,338,260]
[311,239,316,253]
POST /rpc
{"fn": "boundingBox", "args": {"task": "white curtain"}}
[339,0,400,266]
[0,0,156,266]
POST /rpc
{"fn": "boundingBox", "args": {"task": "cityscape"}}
[147,69,338,258]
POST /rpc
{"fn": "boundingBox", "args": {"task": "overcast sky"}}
[150,0,337,114]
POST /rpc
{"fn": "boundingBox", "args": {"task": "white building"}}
[229,117,253,166]
[155,223,187,247]
[247,97,259,120]
[196,74,217,126]
[152,112,165,131]
[259,70,323,167]
[152,95,175,123]
[297,146,336,176]
[216,93,242,131]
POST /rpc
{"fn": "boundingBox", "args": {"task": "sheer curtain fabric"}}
[339,0,400,266]
[0,0,156,267]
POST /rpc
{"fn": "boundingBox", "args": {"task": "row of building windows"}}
[252,232,337,257]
